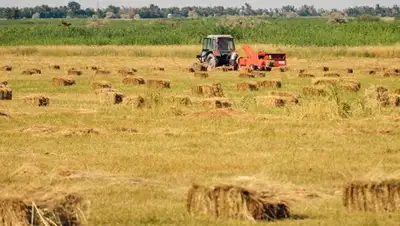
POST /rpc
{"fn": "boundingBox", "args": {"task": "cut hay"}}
[312,77,340,86]
[189,63,208,72]
[383,72,400,77]
[324,73,341,77]
[169,96,192,106]
[393,89,400,95]
[118,68,136,75]
[92,81,112,90]
[253,71,266,77]
[280,67,289,72]
[239,67,254,74]
[192,83,224,98]
[0,80,8,87]
[343,180,400,212]
[95,69,111,75]
[194,72,209,78]
[0,87,12,100]
[299,69,306,74]
[122,76,145,85]
[256,96,285,107]
[86,66,98,71]
[323,66,330,72]
[52,77,76,87]
[257,80,282,89]
[21,68,41,75]
[99,91,125,104]
[365,85,390,107]
[0,198,29,225]
[237,82,259,91]
[123,95,145,108]
[298,73,315,78]
[389,94,400,107]
[49,65,61,70]
[146,79,170,89]
[153,67,165,71]
[238,73,256,78]
[201,98,232,109]
[269,91,299,104]
[347,68,354,74]
[93,88,118,95]
[67,68,82,76]
[187,184,290,221]
[23,95,49,107]
[1,65,12,71]
[369,70,376,75]
[215,65,234,72]
[303,86,327,96]
[339,80,361,92]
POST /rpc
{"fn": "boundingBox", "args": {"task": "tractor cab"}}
[197,35,238,70]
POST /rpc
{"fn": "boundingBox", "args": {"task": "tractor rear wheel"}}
[206,54,217,71]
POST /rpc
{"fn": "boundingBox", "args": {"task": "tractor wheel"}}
[206,54,217,71]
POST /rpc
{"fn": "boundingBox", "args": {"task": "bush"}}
[356,14,380,22]
[328,12,348,24]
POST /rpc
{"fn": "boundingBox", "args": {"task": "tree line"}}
[0,1,399,19]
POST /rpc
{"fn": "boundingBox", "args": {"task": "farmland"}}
[1,14,400,226]
[0,17,400,46]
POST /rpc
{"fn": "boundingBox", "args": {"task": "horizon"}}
[2,1,399,10]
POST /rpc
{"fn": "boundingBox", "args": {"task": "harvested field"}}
[1,45,400,226]
[68,68,83,76]
[0,87,12,100]
[52,76,76,87]
[92,80,112,90]
[343,180,400,212]
[146,79,170,89]
[192,83,224,97]
[237,82,259,91]
[257,80,282,88]
[23,95,49,106]
[122,76,145,85]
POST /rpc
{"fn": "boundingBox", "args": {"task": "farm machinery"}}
[195,35,287,71]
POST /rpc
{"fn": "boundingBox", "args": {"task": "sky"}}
[1,0,398,9]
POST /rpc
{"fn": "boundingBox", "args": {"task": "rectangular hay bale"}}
[237,82,259,91]
[0,87,12,100]
[303,86,328,96]
[194,72,209,78]
[52,77,76,87]
[92,81,112,90]
[99,91,125,104]
[192,83,224,98]
[257,96,285,107]
[123,95,145,108]
[122,76,145,85]
[201,98,232,109]
[146,79,170,89]
[257,80,282,88]
[23,95,49,106]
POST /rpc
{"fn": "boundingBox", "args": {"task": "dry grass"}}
[1,46,400,226]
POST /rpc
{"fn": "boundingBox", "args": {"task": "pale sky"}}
[1,0,398,9]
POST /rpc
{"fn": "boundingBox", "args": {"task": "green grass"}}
[0,17,399,46]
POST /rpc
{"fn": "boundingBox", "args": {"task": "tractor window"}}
[218,38,235,51]
[202,38,213,50]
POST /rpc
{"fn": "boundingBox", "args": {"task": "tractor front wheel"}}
[206,54,217,71]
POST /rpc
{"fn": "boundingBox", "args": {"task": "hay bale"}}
[312,77,340,86]
[347,68,354,74]
[303,86,328,96]
[239,67,253,74]
[0,80,8,87]
[201,98,232,108]
[257,96,285,107]
[369,70,376,75]
[92,81,112,90]
[0,198,29,225]
[383,72,400,77]
[343,180,400,212]
[323,66,330,72]
[389,94,400,107]
[324,73,341,77]
[95,69,111,75]
[280,67,289,72]
[0,87,12,100]
[123,95,145,108]
[298,73,315,78]
[21,68,41,75]
[393,89,400,95]
[68,68,82,76]
[118,68,135,75]
[269,91,299,104]
[192,83,224,98]
[190,63,208,72]
[52,77,76,87]
[122,76,145,85]
[238,73,256,78]
[23,95,49,107]
[153,67,165,71]
[49,65,61,70]
[215,65,234,72]
[187,184,290,221]
[94,88,118,95]
[99,91,125,104]
[340,82,360,92]
[146,79,170,89]
[194,72,209,78]
[365,85,389,107]
[1,65,12,71]
[170,96,192,106]
[257,80,282,88]
[86,66,99,71]
[237,82,259,91]
[253,71,266,77]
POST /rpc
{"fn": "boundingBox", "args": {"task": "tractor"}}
[195,35,287,71]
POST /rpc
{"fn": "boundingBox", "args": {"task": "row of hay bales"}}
[303,77,361,96]
[0,193,89,226]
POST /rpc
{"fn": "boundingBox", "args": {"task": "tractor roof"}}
[206,35,233,39]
